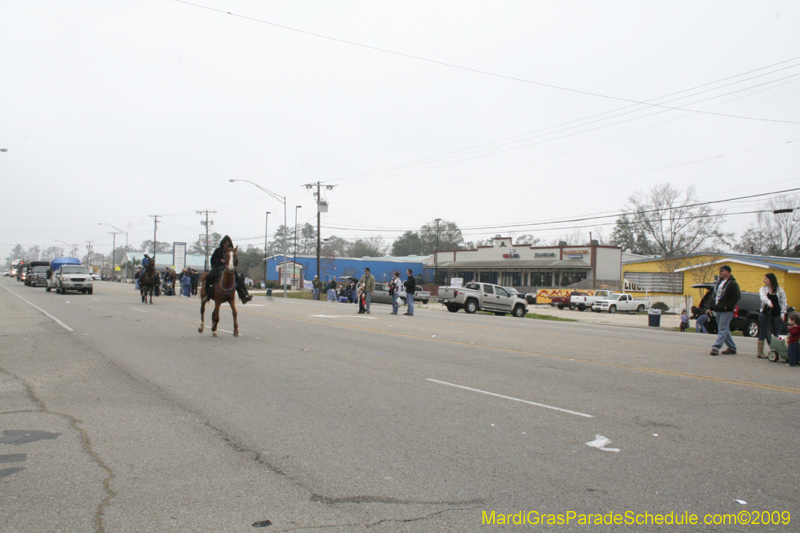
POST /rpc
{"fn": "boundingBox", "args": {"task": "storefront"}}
[434,238,622,290]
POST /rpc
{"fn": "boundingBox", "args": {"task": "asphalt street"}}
[1,278,798,532]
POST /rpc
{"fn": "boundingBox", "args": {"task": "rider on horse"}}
[205,235,252,304]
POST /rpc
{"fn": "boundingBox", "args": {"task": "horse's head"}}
[224,246,238,271]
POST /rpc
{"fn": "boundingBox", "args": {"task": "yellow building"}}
[622,253,800,311]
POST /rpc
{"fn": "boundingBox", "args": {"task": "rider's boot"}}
[235,272,252,304]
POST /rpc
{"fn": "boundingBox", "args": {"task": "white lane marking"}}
[0,285,74,332]
[310,314,378,319]
[426,378,594,418]
[129,307,147,313]
[217,329,240,335]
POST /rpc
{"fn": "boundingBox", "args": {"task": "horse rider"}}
[204,235,252,304]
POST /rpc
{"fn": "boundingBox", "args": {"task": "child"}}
[786,312,800,367]
[679,309,689,332]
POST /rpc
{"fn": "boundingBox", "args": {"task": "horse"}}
[198,246,239,337]
[140,260,159,304]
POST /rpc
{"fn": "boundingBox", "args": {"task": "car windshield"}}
[34,266,49,272]
[62,266,90,274]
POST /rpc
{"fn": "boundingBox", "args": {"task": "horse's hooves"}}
[212,332,218,337]
[233,331,239,337]
[198,325,204,333]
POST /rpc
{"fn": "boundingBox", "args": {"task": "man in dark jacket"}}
[204,235,252,304]
[707,265,741,356]
[403,268,416,316]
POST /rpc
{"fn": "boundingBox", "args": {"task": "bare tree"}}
[625,184,727,257]
[733,194,800,257]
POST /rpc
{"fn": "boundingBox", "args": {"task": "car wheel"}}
[422,300,429,304]
[557,304,565,310]
[569,303,577,310]
[46,286,51,292]
[637,305,645,312]
[513,305,526,318]
[577,304,585,311]
[744,317,759,338]
[464,300,478,314]
[767,351,778,362]
[88,288,93,295]
[446,304,460,313]
[609,305,617,314]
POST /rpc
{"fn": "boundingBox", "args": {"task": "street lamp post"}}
[435,218,442,284]
[99,223,129,281]
[264,211,271,285]
[229,179,288,298]
[293,205,302,288]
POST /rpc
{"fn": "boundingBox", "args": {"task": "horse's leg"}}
[231,297,238,337]
[211,299,221,337]
[198,296,206,333]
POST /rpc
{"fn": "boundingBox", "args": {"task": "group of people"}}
[133,254,201,298]
[685,265,798,366]
[311,268,418,316]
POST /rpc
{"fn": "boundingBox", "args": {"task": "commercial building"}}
[266,254,429,287]
[622,252,800,311]
[433,237,623,290]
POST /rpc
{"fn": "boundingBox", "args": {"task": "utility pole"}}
[197,210,216,272]
[85,241,94,267]
[264,211,271,284]
[150,215,161,264]
[304,181,336,281]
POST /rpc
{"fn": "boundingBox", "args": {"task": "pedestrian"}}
[181,269,192,297]
[312,275,322,300]
[349,281,358,303]
[190,269,199,295]
[359,267,375,314]
[327,279,337,301]
[390,271,402,314]
[785,312,800,367]
[691,306,708,333]
[756,273,788,358]
[134,267,141,290]
[403,268,416,316]
[707,265,741,356]
[679,309,689,332]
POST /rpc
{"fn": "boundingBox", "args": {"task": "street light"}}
[56,240,78,258]
[264,211,271,285]
[293,205,302,288]
[229,179,288,297]
[435,218,442,284]
[99,223,129,281]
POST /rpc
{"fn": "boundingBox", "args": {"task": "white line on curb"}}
[1,285,74,332]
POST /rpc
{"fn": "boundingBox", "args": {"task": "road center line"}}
[0,285,74,332]
[129,307,147,313]
[426,378,594,418]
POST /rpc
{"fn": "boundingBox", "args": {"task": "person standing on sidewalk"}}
[403,268,416,316]
[312,275,322,301]
[359,267,375,314]
[707,265,741,356]
[756,273,787,358]
[390,271,402,314]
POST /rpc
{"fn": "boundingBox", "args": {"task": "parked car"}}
[570,290,619,311]
[372,282,430,305]
[524,292,537,305]
[592,293,650,313]
[691,283,793,337]
[549,291,586,310]
[438,281,528,317]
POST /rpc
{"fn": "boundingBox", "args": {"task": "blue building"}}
[266,254,431,286]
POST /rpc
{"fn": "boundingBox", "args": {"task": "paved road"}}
[1,278,798,532]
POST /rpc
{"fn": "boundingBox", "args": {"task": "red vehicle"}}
[549,291,586,310]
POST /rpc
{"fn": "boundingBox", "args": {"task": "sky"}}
[2,0,799,262]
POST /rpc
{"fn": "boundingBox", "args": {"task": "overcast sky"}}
[2,1,798,261]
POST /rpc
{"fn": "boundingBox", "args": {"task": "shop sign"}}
[503,248,520,259]
[568,254,584,259]
[534,252,555,257]
[564,249,589,254]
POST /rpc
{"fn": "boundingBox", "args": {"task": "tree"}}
[623,184,727,257]
[733,195,800,257]
[269,225,291,257]
[419,219,464,253]
[189,233,222,255]
[299,223,317,255]
[611,214,658,255]
[10,245,24,261]
[391,231,424,256]
[139,240,172,254]
[513,233,541,246]
[322,235,350,257]
[349,237,388,258]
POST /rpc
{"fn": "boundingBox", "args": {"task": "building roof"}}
[437,258,592,270]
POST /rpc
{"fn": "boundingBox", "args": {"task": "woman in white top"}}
[757,273,788,358]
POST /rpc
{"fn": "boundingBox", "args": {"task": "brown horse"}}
[198,247,239,337]
[140,260,159,304]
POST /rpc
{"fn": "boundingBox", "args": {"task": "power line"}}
[174,1,800,125]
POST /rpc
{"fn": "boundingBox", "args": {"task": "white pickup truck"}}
[591,293,650,313]
[438,282,529,317]
[570,290,619,311]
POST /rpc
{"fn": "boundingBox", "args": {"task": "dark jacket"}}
[210,246,225,270]
[404,275,416,294]
[710,276,741,313]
